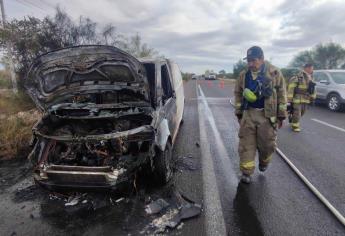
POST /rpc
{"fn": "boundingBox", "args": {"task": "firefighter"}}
[234,46,287,184]
[287,64,316,132]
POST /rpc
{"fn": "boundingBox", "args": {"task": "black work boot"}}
[259,164,268,172]
[240,174,251,184]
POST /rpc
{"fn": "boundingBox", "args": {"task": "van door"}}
[160,62,178,143]
[314,72,330,100]
[168,61,184,127]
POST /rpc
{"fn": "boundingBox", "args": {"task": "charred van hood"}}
[25,45,150,111]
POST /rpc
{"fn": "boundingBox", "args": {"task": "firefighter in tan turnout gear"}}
[287,64,316,132]
[234,46,287,184]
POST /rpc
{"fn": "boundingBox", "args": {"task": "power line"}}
[14,0,47,13]
[0,0,18,93]
[38,0,56,10]
[21,0,48,12]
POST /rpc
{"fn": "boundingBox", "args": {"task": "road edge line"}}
[311,118,345,133]
[196,83,227,236]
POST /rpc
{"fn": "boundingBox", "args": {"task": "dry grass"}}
[0,70,12,89]
[0,110,41,160]
[0,91,40,160]
[0,91,34,116]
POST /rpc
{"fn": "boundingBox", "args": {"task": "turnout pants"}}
[238,108,277,175]
[291,103,307,128]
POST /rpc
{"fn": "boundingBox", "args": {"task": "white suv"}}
[314,70,345,111]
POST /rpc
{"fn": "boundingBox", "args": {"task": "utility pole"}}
[0,0,18,93]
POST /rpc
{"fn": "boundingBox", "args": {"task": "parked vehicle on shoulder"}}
[25,45,185,191]
[313,70,345,111]
[205,73,217,80]
[208,73,217,80]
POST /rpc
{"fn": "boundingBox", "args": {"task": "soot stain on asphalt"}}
[6,162,201,235]
[233,183,264,236]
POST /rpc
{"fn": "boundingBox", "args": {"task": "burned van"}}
[25,45,184,190]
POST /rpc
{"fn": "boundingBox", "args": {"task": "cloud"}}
[273,0,345,48]
[6,0,345,73]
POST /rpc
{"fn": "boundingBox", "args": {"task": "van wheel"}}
[152,142,173,185]
[327,94,341,111]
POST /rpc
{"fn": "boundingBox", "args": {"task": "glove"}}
[277,117,285,129]
[236,114,242,124]
[287,103,293,112]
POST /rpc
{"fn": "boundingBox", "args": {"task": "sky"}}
[4,0,345,74]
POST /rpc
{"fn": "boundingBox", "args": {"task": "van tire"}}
[152,142,173,185]
[327,94,342,111]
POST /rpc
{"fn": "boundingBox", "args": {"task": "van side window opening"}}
[314,72,329,82]
[169,62,182,89]
[161,64,173,98]
[143,63,156,106]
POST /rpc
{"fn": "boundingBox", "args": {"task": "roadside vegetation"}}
[0,70,11,89]
[0,89,38,159]
[232,42,345,81]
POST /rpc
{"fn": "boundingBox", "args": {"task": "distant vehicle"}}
[205,73,217,80]
[209,74,216,80]
[25,45,185,191]
[314,70,345,111]
[192,75,198,80]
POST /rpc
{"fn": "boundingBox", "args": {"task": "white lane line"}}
[198,85,238,185]
[276,148,345,226]
[189,97,231,101]
[197,86,227,236]
[311,118,345,133]
[229,97,235,108]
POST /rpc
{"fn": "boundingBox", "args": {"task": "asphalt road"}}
[0,79,344,235]
[196,79,345,235]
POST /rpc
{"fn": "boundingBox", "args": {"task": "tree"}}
[117,33,157,58]
[219,69,226,75]
[281,68,299,82]
[0,8,157,88]
[233,60,247,79]
[289,42,345,69]
[289,51,314,68]
[181,72,193,81]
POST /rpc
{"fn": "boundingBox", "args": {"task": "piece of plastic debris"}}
[177,222,184,230]
[115,197,125,203]
[150,203,202,233]
[179,203,202,220]
[82,200,88,204]
[65,195,80,206]
[145,198,170,215]
[151,209,180,233]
